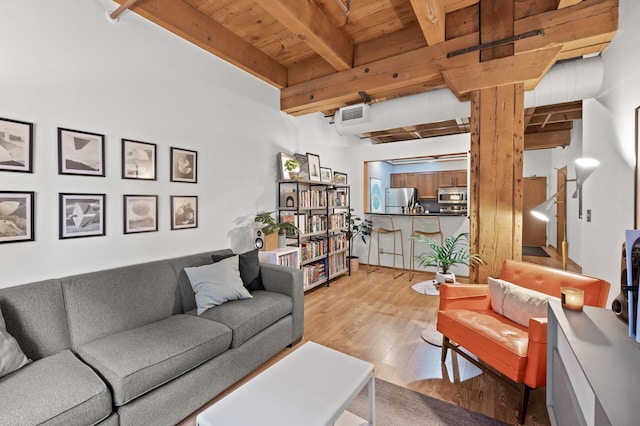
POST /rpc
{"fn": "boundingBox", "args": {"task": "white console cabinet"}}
[547,300,640,426]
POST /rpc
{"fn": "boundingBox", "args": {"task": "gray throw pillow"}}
[185,255,253,315]
[0,306,31,378]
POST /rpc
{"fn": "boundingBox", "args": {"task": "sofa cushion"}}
[212,249,264,291]
[438,309,529,382]
[186,256,253,315]
[76,314,231,405]
[62,260,182,348]
[0,279,72,360]
[0,350,112,426]
[193,290,293,348]
[0,306,31,378]
[488,277,558,327]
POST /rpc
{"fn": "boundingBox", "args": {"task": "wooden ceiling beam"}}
[557,0,584,8]
[281,0,616,115]
[443,0,479,13]
[410,0,446,45]
[113,0,288,88]
[442,46,561,98]
[524,129,571,149]
[525,121,574,133]
[253,0,353,71]
[527,110,582,124]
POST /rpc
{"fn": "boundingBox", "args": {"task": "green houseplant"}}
[345,209,372,272]
[413,232,484,284]
[284,159,301,179]
[255,211,299,251]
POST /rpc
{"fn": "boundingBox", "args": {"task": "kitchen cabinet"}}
[417,172,439,199]
[438,170,467,187]
[390,173,417,188]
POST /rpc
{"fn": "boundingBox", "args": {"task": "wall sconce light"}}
[531,195,557,222]
[572,157,600,219]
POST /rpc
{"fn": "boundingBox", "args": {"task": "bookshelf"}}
[258,246,300,269]
[277,179,350,291]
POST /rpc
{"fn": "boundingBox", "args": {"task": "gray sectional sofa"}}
[0,249,303,425]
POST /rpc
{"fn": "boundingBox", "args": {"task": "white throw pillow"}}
[487,277,558,327]
[0,306,31,378]
[185,255,253,315]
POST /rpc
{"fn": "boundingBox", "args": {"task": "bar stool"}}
[410,216,442,281]
[367,215,405,279]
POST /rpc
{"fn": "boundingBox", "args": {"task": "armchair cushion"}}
[487,277,559,327]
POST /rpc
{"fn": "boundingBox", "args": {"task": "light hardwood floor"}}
[181,249,567,426]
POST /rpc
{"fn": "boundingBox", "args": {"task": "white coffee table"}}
[196,341,375,426]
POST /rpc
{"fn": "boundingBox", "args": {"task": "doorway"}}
[523,176,548,247]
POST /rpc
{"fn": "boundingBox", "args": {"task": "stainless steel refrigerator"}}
[385,188,417,214]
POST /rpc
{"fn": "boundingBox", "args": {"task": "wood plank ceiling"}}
[116,0,617,149]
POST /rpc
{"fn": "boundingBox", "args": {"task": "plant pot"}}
[435,271,455,284]
[264,233,278,251]
[348,256,359,272]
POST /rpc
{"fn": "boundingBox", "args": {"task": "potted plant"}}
[413,232,484,284]
[255,211,299,251]
[284,159,302,180]
[345,209,372,272]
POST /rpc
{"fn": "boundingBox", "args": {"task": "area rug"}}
[348,378,508,426]
[522,245,551,257]
[411,279,440,296]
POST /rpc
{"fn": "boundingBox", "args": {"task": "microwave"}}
[438,187,467,204]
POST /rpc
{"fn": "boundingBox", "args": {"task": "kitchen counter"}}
[355,214,470,277]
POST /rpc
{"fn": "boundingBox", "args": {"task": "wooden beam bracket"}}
[447,29,544,58]
[109,0,139,21]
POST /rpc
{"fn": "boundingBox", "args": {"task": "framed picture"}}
[370,177,383,213]
[307,153,321,182]
[170,147,197,183]
[58,128,105,176]
[333,171,348,184]
[0,191,34,244]
[59,193,106,239]
[636,105,640,229]
[171,195,198,230]
[294,153,310,179]
[122,139,156,180]
[279,152,298,180]
[320,167,333,183]
[123,195,158,234]
[0,117,33,173]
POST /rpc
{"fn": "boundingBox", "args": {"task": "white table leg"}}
[368,374,375,425]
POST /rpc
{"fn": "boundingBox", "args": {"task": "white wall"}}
[0,0,358,287]
[581,0,640,307]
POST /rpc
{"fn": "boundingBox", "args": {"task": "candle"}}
[561,287,584,311]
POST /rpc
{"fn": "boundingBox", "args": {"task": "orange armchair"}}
[437,260,610,424]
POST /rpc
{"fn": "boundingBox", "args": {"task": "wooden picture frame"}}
[320,167,333,183]
[307,152,321,182]
[58,128,105,176]
[123,194,158,234]
[0,191,34,244]
[333,171,348,184]
[122,139,157,180]
[59,193,106,239]
[0,117,33,173]
[171,195,198,230]
[170,147,197,183]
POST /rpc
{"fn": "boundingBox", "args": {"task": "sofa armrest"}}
[525,317,548,388]
[439,283,491,311]
[260,263,304,343]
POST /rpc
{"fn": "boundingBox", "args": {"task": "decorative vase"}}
[278,233,286,248]
[264,233,278,251]
[435,271,455,284]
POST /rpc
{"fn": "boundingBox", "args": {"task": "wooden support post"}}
[110,0,139,20]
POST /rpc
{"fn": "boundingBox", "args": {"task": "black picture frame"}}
[294,153,310,179]
[0,191,34,244]
[333,171,348,184]
[123,194,158,234]
[307,152,321,182]
[122,139,157,180]
[59,193,106,239]
[58,128,105,176]
[0,117,34,173]
[171,195,198,230]
[320,167,333,183]
[170,147,197,183]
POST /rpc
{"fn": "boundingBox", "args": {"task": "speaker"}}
[612,242,630,321]
[612,236,640,334]
[253,227,265,250]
